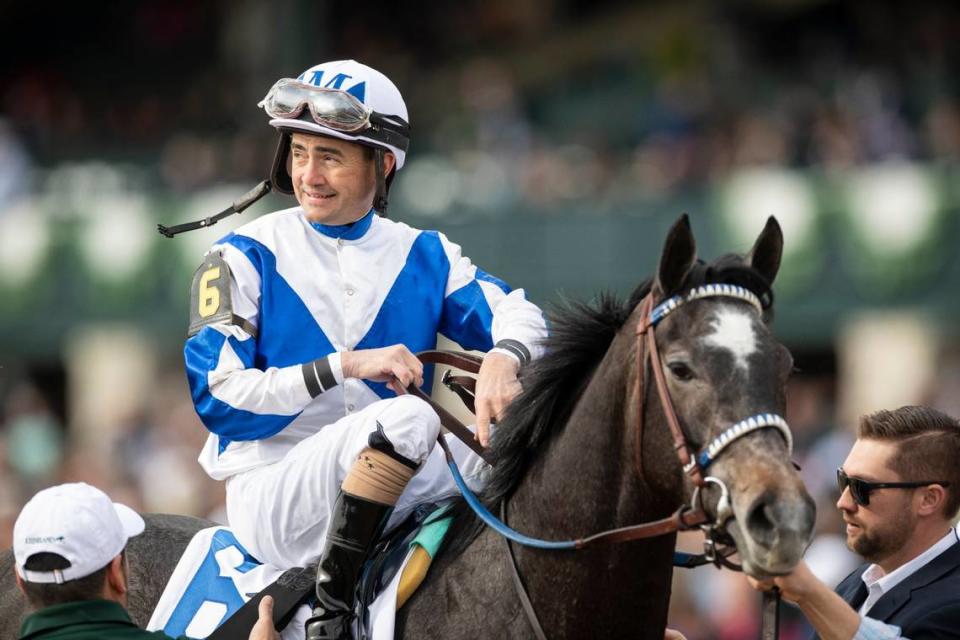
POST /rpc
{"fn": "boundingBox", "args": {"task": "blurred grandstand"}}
[1,1,959,638]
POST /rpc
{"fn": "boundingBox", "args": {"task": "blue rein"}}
[439,436,577,550]
[438,283,792,568]
[438,436,708,566]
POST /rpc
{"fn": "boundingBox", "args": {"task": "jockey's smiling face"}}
[289,132,395,225]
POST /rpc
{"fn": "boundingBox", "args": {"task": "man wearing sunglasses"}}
[750,406,960,639]
[182,60,547,639]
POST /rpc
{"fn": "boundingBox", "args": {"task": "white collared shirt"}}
[859,527,959,615]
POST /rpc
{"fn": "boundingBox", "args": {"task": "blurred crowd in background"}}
[2,1,958,215]
[2,1,960,638]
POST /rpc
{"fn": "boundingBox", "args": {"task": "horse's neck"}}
[501,331,678,637]
[510,334,638,531]
[509,328,679,533]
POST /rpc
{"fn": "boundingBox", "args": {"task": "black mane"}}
[483,289,641,506]
[440,254,773,554]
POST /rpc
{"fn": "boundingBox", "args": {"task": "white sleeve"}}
[438,232,547,365]
[184,243,343,441]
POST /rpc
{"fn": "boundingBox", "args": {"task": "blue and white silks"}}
[185,208,547,481]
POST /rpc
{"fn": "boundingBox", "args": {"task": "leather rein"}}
[410,284,794,638]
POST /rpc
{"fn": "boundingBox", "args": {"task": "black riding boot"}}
[304,491,392,640]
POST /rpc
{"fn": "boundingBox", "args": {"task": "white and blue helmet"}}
[156,60,410,236]
[264,60,411,213]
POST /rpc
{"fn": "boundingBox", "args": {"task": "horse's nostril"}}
[746,494,777,549]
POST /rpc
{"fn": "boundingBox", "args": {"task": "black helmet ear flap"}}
[270,132,294,195]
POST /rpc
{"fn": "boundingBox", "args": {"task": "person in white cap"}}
[181,59,548,639]
[14,482,279,640]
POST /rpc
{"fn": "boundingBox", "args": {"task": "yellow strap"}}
[396,546,432,609]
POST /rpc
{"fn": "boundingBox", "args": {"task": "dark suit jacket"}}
[825,540,960,639]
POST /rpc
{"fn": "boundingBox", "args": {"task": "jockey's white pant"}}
[224,395,490,569]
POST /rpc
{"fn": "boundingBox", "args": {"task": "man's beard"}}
[849,514,914,563]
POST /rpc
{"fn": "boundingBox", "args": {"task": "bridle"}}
[411,283,794,639]
[636,284,793,500]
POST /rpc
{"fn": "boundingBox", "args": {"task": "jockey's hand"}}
[474,351,522,447]
[342,345,424,396]
[249,595,279,640]
[664,629,688,640]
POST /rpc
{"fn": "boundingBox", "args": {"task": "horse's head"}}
[633,215,815,578]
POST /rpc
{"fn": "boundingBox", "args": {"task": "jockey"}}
[183,60,547,640]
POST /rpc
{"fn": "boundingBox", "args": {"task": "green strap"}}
[410,506,453,557]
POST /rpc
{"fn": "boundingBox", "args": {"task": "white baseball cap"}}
[13,482,145,584]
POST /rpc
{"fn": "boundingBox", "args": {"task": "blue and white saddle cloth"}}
[148,503,454,640]
[146,527,411,640]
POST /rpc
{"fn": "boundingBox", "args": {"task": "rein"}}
[411,350,713,549]
[412,285,793,638]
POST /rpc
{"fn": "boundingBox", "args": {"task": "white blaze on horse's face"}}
[703,305,758,371]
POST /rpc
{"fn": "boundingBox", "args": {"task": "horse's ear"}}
[655,214,697,297]
[747,216,783,285]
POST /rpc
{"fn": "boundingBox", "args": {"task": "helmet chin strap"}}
[373,147,389,216]
[157,180,272,238]
[158,138,395,237]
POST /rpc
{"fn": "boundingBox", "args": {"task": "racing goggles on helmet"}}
[258,78,410,153]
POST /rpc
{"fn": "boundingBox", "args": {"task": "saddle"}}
[358,502,453,635]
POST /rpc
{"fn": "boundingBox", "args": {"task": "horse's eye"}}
[668,362,695,381]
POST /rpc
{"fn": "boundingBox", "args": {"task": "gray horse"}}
[0,215,815,639]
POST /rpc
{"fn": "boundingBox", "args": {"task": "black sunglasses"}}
[836,468,951,507]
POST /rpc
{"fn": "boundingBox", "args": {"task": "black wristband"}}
[302,357,338,398]
[494,339,531,367]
